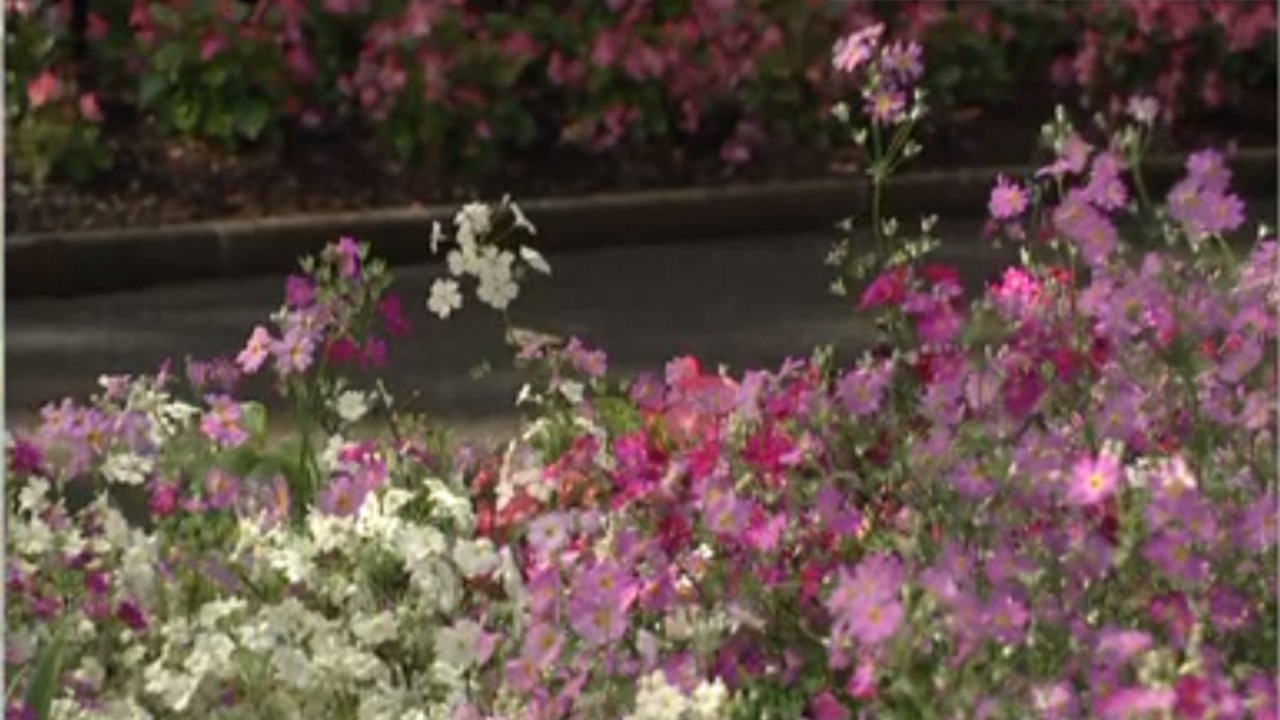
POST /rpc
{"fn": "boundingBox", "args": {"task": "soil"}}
[6,95,1275,236]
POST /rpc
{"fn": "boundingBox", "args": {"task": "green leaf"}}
[138,74,167,107]
[24,632,66,719]
[240,401,269,441]
[234,99,272,140]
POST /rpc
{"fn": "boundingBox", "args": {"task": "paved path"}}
[8,200,1274,446]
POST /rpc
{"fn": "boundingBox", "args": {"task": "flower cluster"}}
[7,32,1278,720]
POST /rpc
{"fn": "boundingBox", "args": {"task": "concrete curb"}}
[7,147,1276,298]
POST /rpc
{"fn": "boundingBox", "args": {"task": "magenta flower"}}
[809,691,851,720]
[333,236,362,278]
[988,174,1029,220]
[1066,450,1121,506]
[827,554,906,646]
[237,326,274,374]
[832,23,884,74]
[285,274,316,309]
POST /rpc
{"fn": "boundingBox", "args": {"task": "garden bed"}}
[8,98,1274,235]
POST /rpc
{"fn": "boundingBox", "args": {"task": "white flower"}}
[335,390,370,423]
[197,598,247,629]
[184,631,237,678]
[424,478,474,529]
[434,619,483,670]
[320,434,347,473]
[272,645,315,690]
[13,515,55,555]
[509,200,537,235]
[430,221,446,254]
[427,278,463,319]
[454,202,493,239]
[452,538,500,578]
[627,671,690,720]
[476,276,519,310]
[101,452,152,485]
[518,245,551,274]
[17,476,50,513]
[558,380,585,405]
[350,611,398,648]
[688,679,730,720]
[143,663,201,713]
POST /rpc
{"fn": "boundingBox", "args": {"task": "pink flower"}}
[78,93,103,122]
[864,88,906,125]
[236,326,274,374]
[27,71,60,109]
[200,30,227,61]
[988,174,1029,221]
[832,23,884,74]
[200,394,248,448]
[1067,450,1121,506]
[809,692,850,720]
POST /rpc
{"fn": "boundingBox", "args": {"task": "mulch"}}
[6,96,1275,236]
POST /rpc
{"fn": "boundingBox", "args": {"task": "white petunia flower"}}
[433,619,483,670]
[101,452,152,485]
[17,476,50,513]
[427,278,463,319]
[688,679,730,720]
[452,538,500,578]
[454,202,492,239]
[350,611,398,648]
[519,245,551,275]
[272,645,315,690]
[476,276,519,310]
[335,390,370,423]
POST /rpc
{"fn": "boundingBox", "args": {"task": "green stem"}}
[870,121,886,258]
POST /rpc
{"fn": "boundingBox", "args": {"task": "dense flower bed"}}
[6,23,1278,720]
[6,0,1277,187]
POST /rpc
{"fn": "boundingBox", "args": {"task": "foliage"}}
[6,0,1276,187]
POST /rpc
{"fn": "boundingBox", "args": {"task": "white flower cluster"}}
[427,197,550,318]
[7,434,519,720]
[624,671,731,720]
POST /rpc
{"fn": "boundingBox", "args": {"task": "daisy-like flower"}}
[865,88,906,125]
[1066,449,1121,506]
[832,23,884,74]
[988,174,1029,221]
[427,278,463,319]
[236,326,274,374]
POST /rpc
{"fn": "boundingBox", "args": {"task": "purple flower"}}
[827,553,906,646]
[203,469,241,511]
[200,394,248,448]
[285,274,316,308]
[318,474,369,518]
[988,174,1029,221]
[1186,149,1232,193]
[1094,628,1153,666]
[1143,529,1210,585]
[865,88,906,125]
[273,327,316,376]
[836,361,892,417]
[567,593,628,647]
[565,337,608,379]
[333,236,362,278]
[1054,193,1118,267]
[526,512,573,556]
[1096,686,1175,719]
[116,598,149,632]
[879,40,923,85]
[521,621,565,667]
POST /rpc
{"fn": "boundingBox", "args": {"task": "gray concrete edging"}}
[7,147,1276,298]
